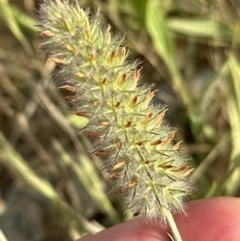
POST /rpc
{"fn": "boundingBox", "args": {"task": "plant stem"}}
[166,208,183,241]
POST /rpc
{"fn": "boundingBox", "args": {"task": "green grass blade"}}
[224,56,240,195]
[145,0,194,117]
[0,131,99,235]
[0,0,35,57]
[52,139,120,222]
[167,18,233,39]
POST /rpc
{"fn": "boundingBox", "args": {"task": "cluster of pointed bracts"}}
[39,0,193,220]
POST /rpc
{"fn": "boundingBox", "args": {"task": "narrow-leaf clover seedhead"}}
[38,1,193,240]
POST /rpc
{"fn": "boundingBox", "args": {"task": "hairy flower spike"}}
[38,1,193,240]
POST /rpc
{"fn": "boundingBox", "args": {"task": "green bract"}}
[38,1,193,239]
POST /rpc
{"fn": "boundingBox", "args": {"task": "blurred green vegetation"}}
[0,0,240,240]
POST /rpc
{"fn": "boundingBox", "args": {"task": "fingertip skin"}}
[78,197,240,241]
[79,217,169,241]
[175,197,240,241]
